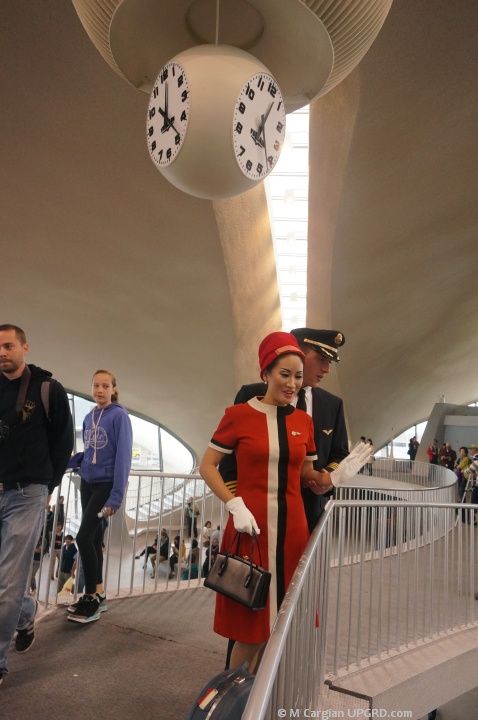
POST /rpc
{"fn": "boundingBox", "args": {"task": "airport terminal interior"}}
[1,1,478,718]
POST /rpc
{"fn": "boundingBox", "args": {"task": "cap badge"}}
[334,333,343,345]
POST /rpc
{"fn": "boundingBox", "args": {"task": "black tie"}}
[296,387,307,412]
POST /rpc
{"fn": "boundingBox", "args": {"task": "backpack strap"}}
[41,379,55,420]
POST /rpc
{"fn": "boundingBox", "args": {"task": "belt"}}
[0,481,33,491]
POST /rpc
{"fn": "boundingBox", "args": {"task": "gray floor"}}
[2,588,225,720]
[1,589,476,720]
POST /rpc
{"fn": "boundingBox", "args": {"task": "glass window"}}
[66,392,195,473]
[160,428,194,473]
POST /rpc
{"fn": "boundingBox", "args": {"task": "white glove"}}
[330,442,372,487]
[225,497,260,535]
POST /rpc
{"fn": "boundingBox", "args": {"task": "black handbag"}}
[204,531,271,610]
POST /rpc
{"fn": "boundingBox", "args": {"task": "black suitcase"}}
[185,663,254,719]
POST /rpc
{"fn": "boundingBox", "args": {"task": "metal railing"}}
[243,499,477,720]
[34,470,225,607]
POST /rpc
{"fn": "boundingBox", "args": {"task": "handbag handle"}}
[217,531,263,589]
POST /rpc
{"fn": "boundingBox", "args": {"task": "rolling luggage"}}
[185,663,254,719]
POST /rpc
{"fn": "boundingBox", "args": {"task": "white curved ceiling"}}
[1,0,477,458]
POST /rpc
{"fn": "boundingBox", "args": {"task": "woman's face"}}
[92,372,115,408]
[263,354,303,407]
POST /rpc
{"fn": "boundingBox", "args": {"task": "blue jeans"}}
[0,483,48,675]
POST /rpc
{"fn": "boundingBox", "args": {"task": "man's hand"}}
[330,442,371,487]
[305,470,334,495]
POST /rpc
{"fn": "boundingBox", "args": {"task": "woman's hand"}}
[225,497,260,535]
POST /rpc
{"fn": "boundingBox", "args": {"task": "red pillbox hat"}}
[258,332,305,380]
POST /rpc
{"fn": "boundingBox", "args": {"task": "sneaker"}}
[96,591,107,613]
[67,594,88,613]
[67,595,101,624]
[15,600,38,653]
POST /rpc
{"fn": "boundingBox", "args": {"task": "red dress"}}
[209,397,317,644]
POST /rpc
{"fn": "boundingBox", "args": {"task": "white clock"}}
[146,45,289,200]
[146,60,190,168]
[233,73,286,180]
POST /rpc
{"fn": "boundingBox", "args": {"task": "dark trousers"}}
[187,515,198,539]
[76,480,112,596]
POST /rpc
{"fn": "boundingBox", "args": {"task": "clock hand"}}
[262,101,274,127]
[261,114,269,171]
[159,82,170,132]
[256,101,274,147]
[158,107,180,136]
[254,101,274,150]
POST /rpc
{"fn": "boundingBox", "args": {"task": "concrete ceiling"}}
[1,0,477,459]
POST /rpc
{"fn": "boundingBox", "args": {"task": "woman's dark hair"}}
[93,369,118,402]
[192,539,198,548]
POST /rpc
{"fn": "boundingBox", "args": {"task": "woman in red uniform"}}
[199,332,333,673]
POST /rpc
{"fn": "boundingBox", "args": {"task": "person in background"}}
[45,505,54,552]
[407,436,419,462]
[440,442,456,471]
[182,538,201,579]
[426,439,440,465]
[150,529,169,578]
[57,534,77,594]
[202,536,219,578]
[202,520,212,548]
[135,534,158,570]
[186,497,200,539]
[30,535,43,595]
[0,324,73,687]
[366,438,375,475]
[169,534,186,579]
[358,436,367,473]
[454,446,471,500]
[50,522,63,580]
[66,369,132,624]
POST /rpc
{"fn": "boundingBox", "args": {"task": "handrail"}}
[243,498,478,720]
[36,470,224,608]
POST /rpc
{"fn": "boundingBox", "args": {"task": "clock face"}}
[146,60,190,168]
[233,72,286,180]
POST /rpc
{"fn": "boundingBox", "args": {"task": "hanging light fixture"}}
[72,0,393,199]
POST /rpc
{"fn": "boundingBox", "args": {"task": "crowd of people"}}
[426,439,478,501]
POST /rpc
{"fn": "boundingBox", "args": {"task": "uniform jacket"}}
[218,382,349,531]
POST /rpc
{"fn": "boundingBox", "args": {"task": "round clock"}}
[147,45,287,200]
[233,73,286,180]
[146,60,190,168]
